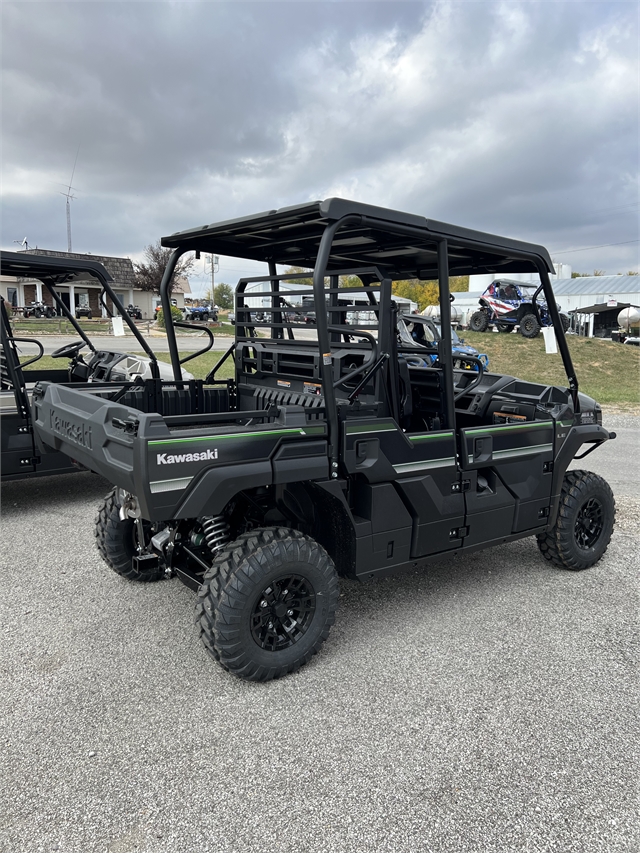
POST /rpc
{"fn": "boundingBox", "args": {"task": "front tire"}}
[195,528,339,681]
[537,471,615,570]
[519,313,541,338]
[94,489,164,582]
[469,310,489,332]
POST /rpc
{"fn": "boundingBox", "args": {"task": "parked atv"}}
[75,305,93,320]
[469,279,571,338]
[185,305,219,323]
[23,301,56,319]
[127,304,143,320]
[398,313,489,371]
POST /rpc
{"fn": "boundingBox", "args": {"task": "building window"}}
[7,287,17,307]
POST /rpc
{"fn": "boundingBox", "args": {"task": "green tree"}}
[134,241,194,294]
[206,282,234,309]
[391,275,469,311]
[284,266,313,285]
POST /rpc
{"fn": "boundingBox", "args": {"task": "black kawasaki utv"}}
[1,251,197,481]
[33,200,616,680]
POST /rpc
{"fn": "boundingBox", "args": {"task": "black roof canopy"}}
[0,251,113,285]
[161,198,554,279]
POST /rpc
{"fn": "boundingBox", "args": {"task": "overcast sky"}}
[2,0,638,294]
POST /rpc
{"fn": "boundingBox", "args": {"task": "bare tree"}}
[133,241,194,294]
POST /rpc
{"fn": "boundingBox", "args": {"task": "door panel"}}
[343,419,465,558]
[460,421,555,538]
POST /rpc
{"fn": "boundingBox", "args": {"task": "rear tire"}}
[195,527,339,681]
[94,489,164,582]
[469,310,489,332]
[519,313,541,338]
[537,471,615,570]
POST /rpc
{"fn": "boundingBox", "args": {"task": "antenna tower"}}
[60,145,80,253]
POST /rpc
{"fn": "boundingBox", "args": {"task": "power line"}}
[551,239,639,256]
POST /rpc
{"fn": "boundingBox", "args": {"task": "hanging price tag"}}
[542,326,557,354]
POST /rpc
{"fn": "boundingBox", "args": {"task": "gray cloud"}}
[2,0,637,282]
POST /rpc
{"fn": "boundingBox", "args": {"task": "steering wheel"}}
[51,340,86,359]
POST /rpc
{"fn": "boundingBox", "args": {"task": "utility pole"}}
[209,254,219,305]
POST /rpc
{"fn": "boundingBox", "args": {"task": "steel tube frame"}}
[160,249,187,382]
[436,239,456,430]
[313,215,363,466]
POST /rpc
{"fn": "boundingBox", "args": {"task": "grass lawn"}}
[21,333,639,406]
[461,331,640,406]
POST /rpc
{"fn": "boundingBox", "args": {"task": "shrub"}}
[156,305,183,328]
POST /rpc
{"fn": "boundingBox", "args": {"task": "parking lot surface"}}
[1,415,638,853]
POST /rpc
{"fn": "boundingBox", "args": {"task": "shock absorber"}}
[201,515,230,556]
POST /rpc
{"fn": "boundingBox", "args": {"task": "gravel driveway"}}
[1,415,637,853]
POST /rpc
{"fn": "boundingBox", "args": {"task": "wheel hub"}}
[251,574,316,651]
[574,497,604,549]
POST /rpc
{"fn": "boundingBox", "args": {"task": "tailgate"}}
[33,382,157,494]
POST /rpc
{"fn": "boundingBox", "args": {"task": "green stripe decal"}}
[409,432,454,443]
[149,425,325,447]
[346,423,396,435]
[466,421,552,436]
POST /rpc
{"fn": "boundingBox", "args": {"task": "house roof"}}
[162,198,555,279]
[552,276,640,296]
[23,249,135,287]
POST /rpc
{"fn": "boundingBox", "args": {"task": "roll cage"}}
[158,199,578,466]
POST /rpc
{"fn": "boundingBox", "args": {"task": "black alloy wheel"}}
[519,313,541,338]
[469,310,489,332]
[250,574,316,651]
[574,497,603,549]
[195,527,339,681]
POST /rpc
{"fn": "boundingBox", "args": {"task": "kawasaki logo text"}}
[156,449,218,465]
[50,412,92,449]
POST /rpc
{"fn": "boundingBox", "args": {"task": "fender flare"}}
[549,424,614,520]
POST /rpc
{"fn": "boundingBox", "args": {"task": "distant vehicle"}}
[469,279,570,338]
[75,305,93,320]
[185,304,218,322]
[228,312,235,325]
[126,304,143,320]
[23,301,56,319]
[398,313,489,370]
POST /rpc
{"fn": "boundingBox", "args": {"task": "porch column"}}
[68,284,76,313]
[35,281,43,302]
[128,288,134,306]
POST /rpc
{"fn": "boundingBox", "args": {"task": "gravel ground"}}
[1,415,637,853]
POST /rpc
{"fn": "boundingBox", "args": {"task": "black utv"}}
[33,199,616,681]
[1,251,195,481]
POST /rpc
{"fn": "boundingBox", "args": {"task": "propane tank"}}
[617,306,640,334]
